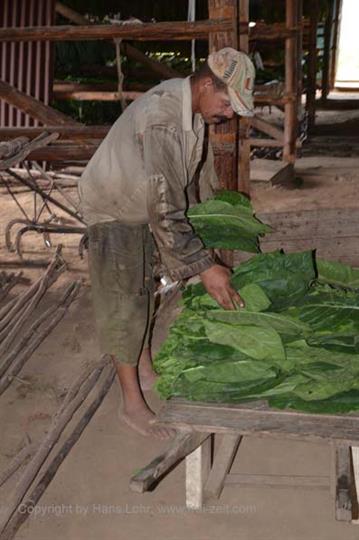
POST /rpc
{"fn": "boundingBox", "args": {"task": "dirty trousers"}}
[88,221,155,366]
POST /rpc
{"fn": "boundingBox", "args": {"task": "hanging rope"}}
[113,38,127,112]
[187,0,196,72]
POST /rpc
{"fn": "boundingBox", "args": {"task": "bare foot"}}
[119,404,175,439]
[139,369,158,392]
[138,348,158,391]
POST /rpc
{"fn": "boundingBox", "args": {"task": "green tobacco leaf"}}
[204,320,286,362]
[206,310,311,339]
[239,283,271,312]
[187,191,270,252]
[317,258,359,290]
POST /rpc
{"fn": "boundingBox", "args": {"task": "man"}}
[78,47,255,439]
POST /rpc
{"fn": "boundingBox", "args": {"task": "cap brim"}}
[228,87,255,117]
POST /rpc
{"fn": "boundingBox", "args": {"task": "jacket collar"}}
[182,76,204,135]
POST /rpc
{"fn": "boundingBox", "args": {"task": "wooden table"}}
[130,398,359,522]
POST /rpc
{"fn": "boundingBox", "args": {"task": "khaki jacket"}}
[78,77,218,280]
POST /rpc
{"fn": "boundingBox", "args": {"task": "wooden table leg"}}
[204,434,242,501]
[185,435,213,509]
[351,446,359,523]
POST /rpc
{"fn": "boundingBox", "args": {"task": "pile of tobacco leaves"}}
[154,192,359,414]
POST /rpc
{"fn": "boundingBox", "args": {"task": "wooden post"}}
[329,0,342,90]
[283,0,298,163]
[208,0,238,191]
[185,436,212,509]
[238,0,251,196]
[296,0,304,120]
[321,0,334,102]
[306,0,319,131]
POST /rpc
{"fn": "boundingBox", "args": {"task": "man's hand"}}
[199,264,245,310]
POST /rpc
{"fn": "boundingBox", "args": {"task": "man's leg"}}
[88,222,173,439]
[138,347,158,391]
[113,354,172,439]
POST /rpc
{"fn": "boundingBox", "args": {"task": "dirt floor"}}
[1,99,359,540]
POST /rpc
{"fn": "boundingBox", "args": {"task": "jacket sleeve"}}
[143,124,215,281]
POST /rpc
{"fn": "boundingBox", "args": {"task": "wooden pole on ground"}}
[306,0,319,131]
[283,0,299,163]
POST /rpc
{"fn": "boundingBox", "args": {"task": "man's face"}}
[198,80,235,125]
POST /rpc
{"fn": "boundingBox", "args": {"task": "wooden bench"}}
[130,398,359,522]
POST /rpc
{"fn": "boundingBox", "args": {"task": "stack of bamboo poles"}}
[0,246,80,395]
[0,356,115,540]
[0,250,116,539]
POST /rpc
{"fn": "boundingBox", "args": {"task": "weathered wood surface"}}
[55,1,181,80]
[27,142,99,162]
[0,133,59,170]
[258,208,359,241]
[157,399,359,444]
[204,434,241,500]
[0,80,79,126]
[186,436,212,509]
[250,160,294,185]
[335,443,352,522]
[0,21,300,43]
[130,431,210,494]
[225,473,330,489]
[0,19,234,42]
[0,126,109,140]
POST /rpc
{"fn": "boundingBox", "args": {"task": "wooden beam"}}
[27,143,99,162]
[335,444,353,521]
[0,126,109,140]
[204,434,241,501]
[0,19,234,43]
[283,0,299,162]
[130,431,210,493]
[329,0,342,90]
[321,0,334,102]
[0,21,300,44]
[251,117,284,142]
[238,0,250,195]
[0,133,59,170]
[55,1,181,80]
[157,399,359,444]
[0,80,79,126]
[53,90,143,101]
[306,0,319,131]
[186,437,212,509]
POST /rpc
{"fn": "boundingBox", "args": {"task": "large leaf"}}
[187,191,270,252]
[317,258,359,290]
[204,320,286,362]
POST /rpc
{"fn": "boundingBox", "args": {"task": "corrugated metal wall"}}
[0,0,55,127]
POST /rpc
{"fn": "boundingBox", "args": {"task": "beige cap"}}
[207,47,256,117]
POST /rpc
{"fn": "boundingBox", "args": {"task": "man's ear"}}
[200,76,214,94]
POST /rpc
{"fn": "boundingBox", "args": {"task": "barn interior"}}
[0,1,359,539]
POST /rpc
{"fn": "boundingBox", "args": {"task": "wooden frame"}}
[0,0,304,192]
[130,399,359,521]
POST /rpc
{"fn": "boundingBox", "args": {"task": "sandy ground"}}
[1,104,359,540]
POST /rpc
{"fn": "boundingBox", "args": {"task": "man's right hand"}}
[199,264,244,310]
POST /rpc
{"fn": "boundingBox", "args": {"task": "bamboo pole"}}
[0,357,113,538]
[283,0,298,163]
[306,0,319,131]
[1,364,115,540]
